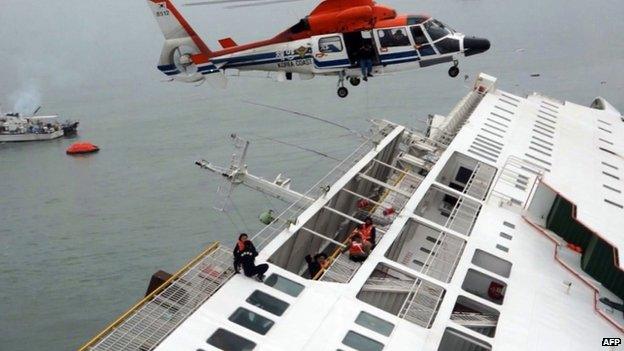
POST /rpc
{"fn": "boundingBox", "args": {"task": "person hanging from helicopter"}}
[233,233,269,281]
[357,42,375,81]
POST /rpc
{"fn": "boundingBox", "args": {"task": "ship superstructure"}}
[79,73,624,351]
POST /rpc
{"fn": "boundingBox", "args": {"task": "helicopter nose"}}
[463,37,491,56]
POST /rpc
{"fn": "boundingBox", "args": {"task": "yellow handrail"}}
[77,241,221,351]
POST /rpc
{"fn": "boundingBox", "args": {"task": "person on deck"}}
[357,216,377,247]
[345,235,371,262]
[357,43,374,81]
[233,233,269,281]
[305,253,329,278]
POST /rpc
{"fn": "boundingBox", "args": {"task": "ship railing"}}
[251,136,375,250]
[398,278,446,328]
[315,164,417,282]
[79,242,235,351]
[487,155,544,208]
[444,197,481,236]
[431,90,484,147]
[464,162,497,201]
[450,312,498,327]
[419,230,466,283]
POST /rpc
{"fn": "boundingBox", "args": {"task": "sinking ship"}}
[79,73,624,351]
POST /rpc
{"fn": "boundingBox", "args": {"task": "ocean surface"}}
[0,0,622,349]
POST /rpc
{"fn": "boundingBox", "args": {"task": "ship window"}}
[246,290,289,316]
[355,311,395,336]
[207,328,256,351]
[377,28,411,47]
[410,25,428,45]
[461,269,507,305]
[229,307,274,335]
[264,274,304,297]
[471,249,512,278]
[437,327,491,351]
[319,36,343,53]
[342,331,384,351]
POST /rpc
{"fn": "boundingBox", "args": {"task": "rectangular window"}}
[342,331,384,351]
[229,307,274,335]
[410,25,428,45]
[246,290,289,316]
[264,274,304,297]
[207,328,256,351]
[355,311,395,337]
[319,36,343,53]
[377,28,411,47]
[471,249,512,278]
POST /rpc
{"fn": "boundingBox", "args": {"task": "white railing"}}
[430,90,484,146]
[464,163,497,201]
[445,197,482,236]
[487,155,543,208]
[398,278,446,328]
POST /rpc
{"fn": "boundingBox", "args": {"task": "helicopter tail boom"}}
[147,0,220,82]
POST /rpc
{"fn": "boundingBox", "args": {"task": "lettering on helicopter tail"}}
[156,3,170,17]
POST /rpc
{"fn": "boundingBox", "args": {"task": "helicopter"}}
[147,0,490,97]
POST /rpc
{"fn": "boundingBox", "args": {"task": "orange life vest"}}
[349,241,365,255]
[360,224,373,242]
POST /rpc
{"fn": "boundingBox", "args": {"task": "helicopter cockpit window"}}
[410,26,429,46]
[377,28,411,47]
[319,36,343,53]
[424,19,452,41]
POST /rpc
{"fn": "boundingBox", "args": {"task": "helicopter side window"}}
[424,19,451,41]
[377,28,411,47]
[410,26,428,46]
[319,36,343,53]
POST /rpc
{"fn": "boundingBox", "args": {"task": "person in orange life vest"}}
[358,216,377,247]
[345,234,372,262]
[305,253,330,278]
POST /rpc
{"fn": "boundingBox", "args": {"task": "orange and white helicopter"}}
[147,0,490,97]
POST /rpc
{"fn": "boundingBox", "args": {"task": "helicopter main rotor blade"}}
[184,0,267,6]
[225,0,303,8]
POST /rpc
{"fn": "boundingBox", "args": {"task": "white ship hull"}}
[0,130,64,142]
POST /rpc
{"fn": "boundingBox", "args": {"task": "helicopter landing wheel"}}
[349,76,361,86]
[337,87,349,98]
[448,65,460,78]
